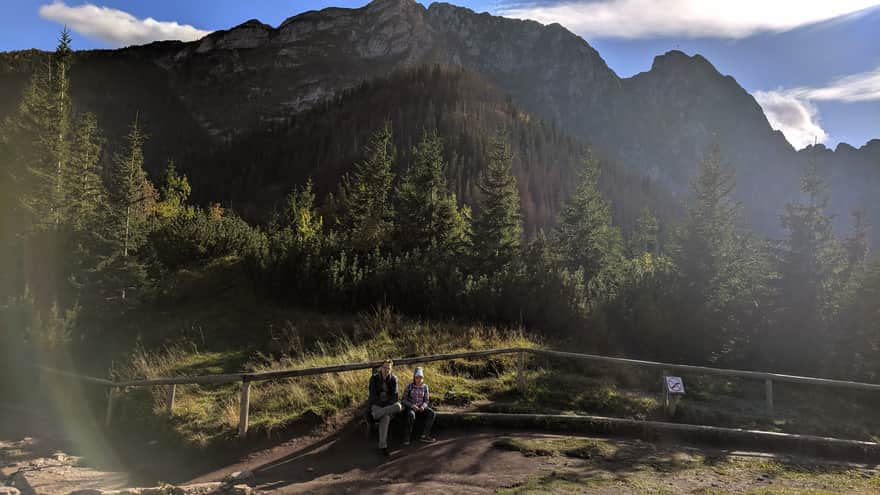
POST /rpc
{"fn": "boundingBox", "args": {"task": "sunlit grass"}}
[114,307,537,448]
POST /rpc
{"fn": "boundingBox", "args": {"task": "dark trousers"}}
[405,406,435,440]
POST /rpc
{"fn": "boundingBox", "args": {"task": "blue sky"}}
[1,0,878,149]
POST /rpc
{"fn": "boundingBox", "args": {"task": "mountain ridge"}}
[0,0,876,242]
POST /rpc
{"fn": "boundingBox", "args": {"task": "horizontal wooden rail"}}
[48,346,880,438]
[35,365,117,386]
[65,347,880,393]
[529,348,880,392]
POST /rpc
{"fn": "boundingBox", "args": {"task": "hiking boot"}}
[419,435,436,443]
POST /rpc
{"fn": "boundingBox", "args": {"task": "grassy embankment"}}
[107,257,534,448]
[116,311,534,448]
[110,256,880,452]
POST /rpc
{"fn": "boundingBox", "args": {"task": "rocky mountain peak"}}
[862,138,880,154]
[236,19,272,30]
[366,0,422,11]
[649,50,721,79]
[195,18,271,52]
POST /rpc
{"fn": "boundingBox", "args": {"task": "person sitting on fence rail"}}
[369,358,403,455]
[402,366,436,445]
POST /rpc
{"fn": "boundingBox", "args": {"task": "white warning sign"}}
[665,376,685,394]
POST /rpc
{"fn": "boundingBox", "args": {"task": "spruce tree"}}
[338,122,395,253]
[63,111,108,310]
[774,157,846,371]
[843,210,870,276]
[47,28,73,228]
[672,145,767,364]
[65,112,105,231]
[15,28,76,229]
[104,116,155,301]
[5,57,57,231]
[471,130,522,273]
[551,151,625,302]
[394,129,469,254]
[833,259,880,379]
[0,29,80,349]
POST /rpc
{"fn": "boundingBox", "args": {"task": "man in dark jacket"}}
[369,358,402,455]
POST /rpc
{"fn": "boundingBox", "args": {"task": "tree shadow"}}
[247,425,563,493]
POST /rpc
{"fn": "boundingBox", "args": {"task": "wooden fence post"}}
[166,384,176,415]
[661,369,669,396]
[517,351,526,395]
[238,379,251,439]
[105,387,118,428]
[765,378,774,416]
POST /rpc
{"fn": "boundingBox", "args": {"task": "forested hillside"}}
[187,65,679,236]
[1,32,878,392]
[1,0,877,247]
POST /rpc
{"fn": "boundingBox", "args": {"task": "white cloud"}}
[789,67,880,103]
[497,0,880,39]
[39,1,212,47]
[753,65,880,149]
[753,90,827,149]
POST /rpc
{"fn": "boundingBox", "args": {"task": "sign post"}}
[664,376,685,415]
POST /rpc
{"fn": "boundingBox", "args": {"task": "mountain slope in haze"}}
[190,65,679,235]
[0,0,876,242]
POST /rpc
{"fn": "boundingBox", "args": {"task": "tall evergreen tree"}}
[843,210,870,277]
[4,56,57,231]
[0,29,80,350]
[47,28,74,228]
[63,111,108,310]
[104,116,155,301]
[833,258,880,380]
[337,122,395,253]
[551,152,625,303]
[394,129,469,254]
[672,145,768,364]
[471,130,522,273]
[64,112,105,231]
[11,28,76,230]
[773,156,846,372]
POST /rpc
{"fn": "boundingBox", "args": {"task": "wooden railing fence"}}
[39,348,880,439]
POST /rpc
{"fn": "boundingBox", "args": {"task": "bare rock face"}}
[132,0,621,146]
[196,20,273,52]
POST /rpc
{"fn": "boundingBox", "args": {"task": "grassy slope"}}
[106,257,534,447]
[107,257,880,453]
[492,363,880,442]
[116,315,534,448]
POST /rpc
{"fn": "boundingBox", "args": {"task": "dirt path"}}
[187,421,880,494]
[4,404,879,494]
[0,403,131,495]
[191,424,567,494]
